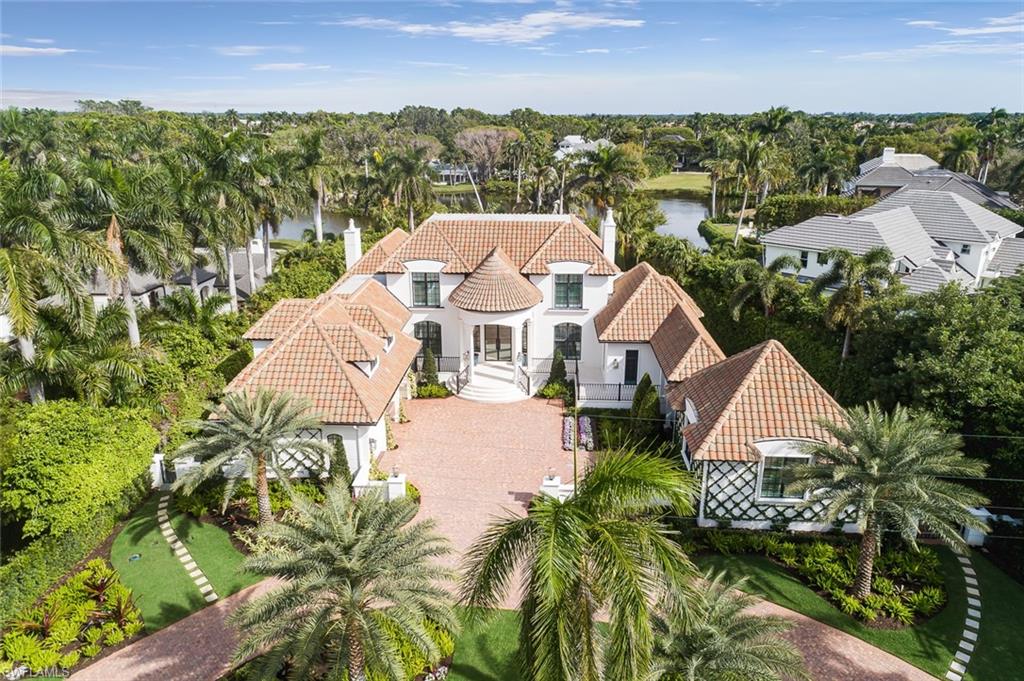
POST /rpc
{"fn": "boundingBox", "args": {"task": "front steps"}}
[452,362,529,404]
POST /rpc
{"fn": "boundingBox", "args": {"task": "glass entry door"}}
[481,325,512,362]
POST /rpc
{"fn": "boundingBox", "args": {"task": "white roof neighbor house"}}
[554,135,613,162]
[760,189,1024,293]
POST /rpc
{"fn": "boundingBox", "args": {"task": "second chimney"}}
[344,218,362,270]
[600,208,616,262]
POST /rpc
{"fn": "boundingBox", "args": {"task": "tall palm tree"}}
[1,302,148,407]
[728,255,801,321]
[385,145,435,231]
[294,128,339,243]
[942,127,981,175]
[172,389,330,525]
[231,481,459,681]
[575,144,645,211]
[790,403,988,599]
[73,158,186,347]
[650,570,808,681]
[461,448,697,681]
[162,151,224,296]
[798,145,851,196]
[700,156,736,220]
[810,246,896,360]
[730,132,765,246]
[0,160,118,402]
[152,288,231,341]
[750,106,794,142]
[977,108,1008,184]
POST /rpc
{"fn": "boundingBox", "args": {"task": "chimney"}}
[882,147,896,164]
[600,208,616,262]
[344,218,362,270]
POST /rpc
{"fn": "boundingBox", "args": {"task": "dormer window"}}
[960,244,972,255]
[412,272,440,307]
[384,334,395,352]
[554,274,583,309]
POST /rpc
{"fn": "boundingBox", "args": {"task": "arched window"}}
[413,321,442,357]
[553,323,581,360]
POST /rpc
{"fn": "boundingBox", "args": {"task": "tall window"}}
[759,455,808,500]
[553,323,581,360]
[799,251,809,269]
[554,274,583,309]
[411,272,440,307]
[414,321,442,357]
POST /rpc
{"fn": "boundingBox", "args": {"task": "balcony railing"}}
[411,355,461,374]
[577,382,638,402]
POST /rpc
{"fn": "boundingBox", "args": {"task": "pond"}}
[280,193,716,251]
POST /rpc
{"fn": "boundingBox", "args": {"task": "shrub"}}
[405,481,422,504]
[420,348,439,386]
[173,478,324,520]
[416,383,451,399]
[0,401,159,539]
[756,194,877,232]
[538,381,569,400]
[549,349,567,385]
[244,240,348,318]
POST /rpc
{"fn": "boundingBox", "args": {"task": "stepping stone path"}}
[157,494,219,603]
[945,554,980,681]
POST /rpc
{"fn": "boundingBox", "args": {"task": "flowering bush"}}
[577,416,595,451]
[561,417,575,451]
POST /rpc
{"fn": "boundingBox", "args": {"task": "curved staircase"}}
[452,362,529,404]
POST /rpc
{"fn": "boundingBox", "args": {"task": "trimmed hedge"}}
[757,194,877,232]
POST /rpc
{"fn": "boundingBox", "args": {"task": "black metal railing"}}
[515,365,531,395]
[577,383,638,402]
[454,364,470,394]
[411,355,461,374]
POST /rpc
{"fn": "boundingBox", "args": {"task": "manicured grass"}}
[434,183,476,195]
[110,494,258,633]
[111,495,207,632]
[269,238,304,251]
[694,549,966,679]
[450,609,521,681]
[640,172,710,194]
[968,552,1024,681]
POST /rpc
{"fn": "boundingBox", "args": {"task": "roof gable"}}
[348,228,410,275]
[667,340,845,462]
[595,262,706,342]
[650,305,725,382]
[448,246,544,312]
[854,190,1020,243]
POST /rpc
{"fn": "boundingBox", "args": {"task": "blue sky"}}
[1,1,1022,113]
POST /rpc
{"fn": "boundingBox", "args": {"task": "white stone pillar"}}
[387,472,407,501]
[511,323,521,375]
[467,324,476,380]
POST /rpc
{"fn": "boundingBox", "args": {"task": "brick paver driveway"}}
[379,397,578,565]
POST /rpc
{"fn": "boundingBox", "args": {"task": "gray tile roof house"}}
[760,205,937,269]
[761,189,1024,294]
[847,147,1019,210]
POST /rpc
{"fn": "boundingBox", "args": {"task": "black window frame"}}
[413,320,442,357]
[553,322,582,360]
[799,251,809,269]
[816,251,829,266]
[624,349,639,385]
[758,455,808,500]
[553,274,583,309]
[411,272,441,307]
[960,244,972,255]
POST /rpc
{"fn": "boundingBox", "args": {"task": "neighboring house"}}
[553,135,612,162]
[229,278,419,488]
[847,147,1019,210]
[666,339,856,531]
[428,160,469,185]
[761,189,1023,293]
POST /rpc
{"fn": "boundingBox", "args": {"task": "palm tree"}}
[162,151,224,296]
[0,160,118,402]
[172,389,330,525]
[650,570,808,681]
[700,156,736,220]
[810,246,896,360]
[153,288,231,341]
[294,128,339,243]
[750,106,794,142]
[728,255,801,321]
[384,145,435,231]
[231,481,459,681]
[461,448,697,681]
[977,108,1008,184]
[790,403,988,599]
[730,132,765,246]
[798,145,851,196]
[942,127,981,175]
[575,144,645,211]
[1,302,148,407]
[73,158,186,347]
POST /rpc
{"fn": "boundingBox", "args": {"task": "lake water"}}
[279,195,712,250]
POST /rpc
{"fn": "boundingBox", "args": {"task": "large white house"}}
[761,189,1024,293]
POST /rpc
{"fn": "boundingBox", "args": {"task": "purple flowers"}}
[562,417,575,450]
[578,416,595,451]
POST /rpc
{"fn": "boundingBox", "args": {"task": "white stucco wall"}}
[600,342,662,386]
[322,415,388,484]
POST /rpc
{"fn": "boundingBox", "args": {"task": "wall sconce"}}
[391,466,399,478]
[612,358,620,369]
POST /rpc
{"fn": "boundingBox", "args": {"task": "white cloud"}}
[699,37,719,42]
[174,75,246,81]
[0,44,77,56]
[24,38,55,45]
[840,40,1023,61]
[252,62,330,71]
[88,63,158,71]
[577,48,610,54]
[327,10,644,44]
[403,60,469,69]
[256,21,297,26]
[808,49,826,54]
[214,45,302,57]
[907,12,1024,36]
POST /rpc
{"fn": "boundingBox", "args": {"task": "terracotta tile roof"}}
[347,228,410,275]
[229,279,417,424]
[373,214,618,276]
[594,262,705,342]
[243,299,312,340]
[448,247,544,312]
[666,340,845,462]
[650,306,726,381]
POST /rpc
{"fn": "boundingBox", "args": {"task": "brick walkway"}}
[72,398,938,681]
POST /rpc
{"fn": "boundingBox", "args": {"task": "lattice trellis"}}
[701,461,854,524]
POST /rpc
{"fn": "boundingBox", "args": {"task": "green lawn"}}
[640,172,710,194]
[694,550,968,679]
[434,183,476,195]
[450,610,521,681]
[110,494,257,632]
[968,552,1024,681]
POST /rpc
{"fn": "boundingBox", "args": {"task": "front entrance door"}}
[480,325,512,362]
